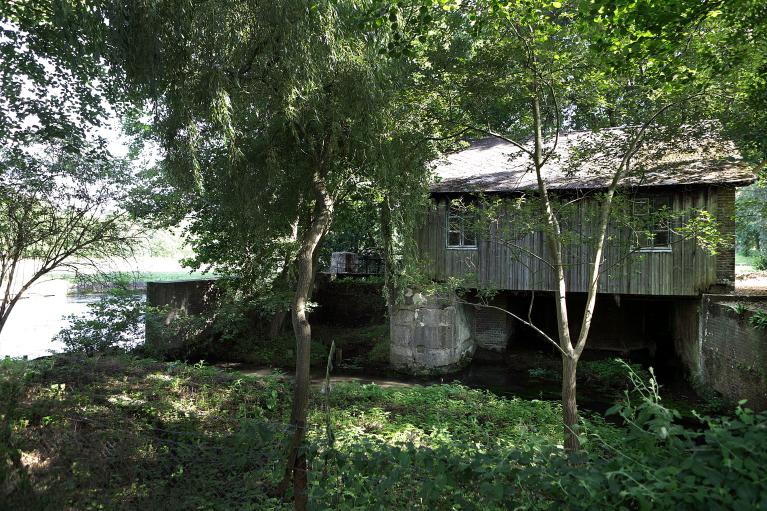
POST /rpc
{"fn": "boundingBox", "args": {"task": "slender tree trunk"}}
[529,89,581,451]
[269,309,289,339]
[562,354,579,451]
[277,169,334,509]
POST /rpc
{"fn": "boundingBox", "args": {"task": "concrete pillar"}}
[389,290,475,375]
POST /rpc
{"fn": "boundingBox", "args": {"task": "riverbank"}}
[3,354,765,510]
[0,257,211,359]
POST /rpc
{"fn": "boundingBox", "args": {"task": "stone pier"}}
[389,290,474,375]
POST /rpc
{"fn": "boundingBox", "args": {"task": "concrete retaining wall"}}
[145,279,218,352]
[312,274,386,327]
[698,295,767,409]
[390,290,475,375]
[674,294,767,410]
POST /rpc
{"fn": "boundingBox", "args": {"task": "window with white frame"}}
[446,200,477,249]
[632,196,672,251]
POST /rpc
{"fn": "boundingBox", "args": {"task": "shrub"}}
[528,367,559,380]
[0,359,34,498]
[312,362,767,510]
[56,290,147,356]
[366,338,390,366]
[749,309,767,330]
[580,358,650,390]
[754,254,767,271]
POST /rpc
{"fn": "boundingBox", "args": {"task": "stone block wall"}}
[699,295,767,409]
[390,290,475,375]
[146,279,218,319]
[674,294,767,410]
[145,279,218,351]
[471,298,513,352]
[715,186,736,290]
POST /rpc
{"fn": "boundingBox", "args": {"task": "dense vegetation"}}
[2,355,766,510]
[2,0,767,507]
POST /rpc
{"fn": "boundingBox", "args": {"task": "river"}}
[0,278,106,359]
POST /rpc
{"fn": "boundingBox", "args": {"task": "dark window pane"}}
[463,231,476,246]
[634,199,650,216]
[654,196,672,210]
[448,231,462,247]
[653,229,669,247]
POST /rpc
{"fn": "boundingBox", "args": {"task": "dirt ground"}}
[735,269,767,295]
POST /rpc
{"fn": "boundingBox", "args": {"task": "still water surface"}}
[0,279,104,359]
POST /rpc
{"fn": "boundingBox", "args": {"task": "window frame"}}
[445,200,478,250]
[632,196,673,253]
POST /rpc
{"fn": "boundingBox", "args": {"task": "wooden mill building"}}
[404,126,755,361]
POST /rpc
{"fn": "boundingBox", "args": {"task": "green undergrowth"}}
[2,355,766,510]
[225,324,390,370]
[527,357,651,394]
[225,334,330,368]
[314,324,390,368]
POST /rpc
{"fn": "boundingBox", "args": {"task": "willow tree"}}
[103,0,436,503]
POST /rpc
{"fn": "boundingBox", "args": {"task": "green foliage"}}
[676,209,731,255]
[729,303,748,315]
[748,309,767,330]
[56,289,150,356]
[528,367,559,380]
[735,185,767,258]
[144,286,333,367]
[754,255,767,271]
[580,358,650,390]
[0,1,110,156]
[229,334,330,369]
[366,338,390,366]
[0,145,144,336]
[0,358,34,498]
[102,0,437,306]
[2,354,767,509]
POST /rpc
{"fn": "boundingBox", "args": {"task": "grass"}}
[4,354,762,510]
[1,354,593,510]
[736,252,757,267]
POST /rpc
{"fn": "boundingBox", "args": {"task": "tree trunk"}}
[268,309,289,339]
[277,170,334,507]
[530,89,581,452]
[562,354,580,451]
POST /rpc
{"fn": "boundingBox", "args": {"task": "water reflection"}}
[1,279,106,359]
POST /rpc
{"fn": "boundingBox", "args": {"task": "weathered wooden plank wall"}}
[417,186,728,296]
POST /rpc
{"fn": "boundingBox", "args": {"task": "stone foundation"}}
[471,297,512,352]
[390,290,474,375]
[391,290,767,409]
[673,294,767,410]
